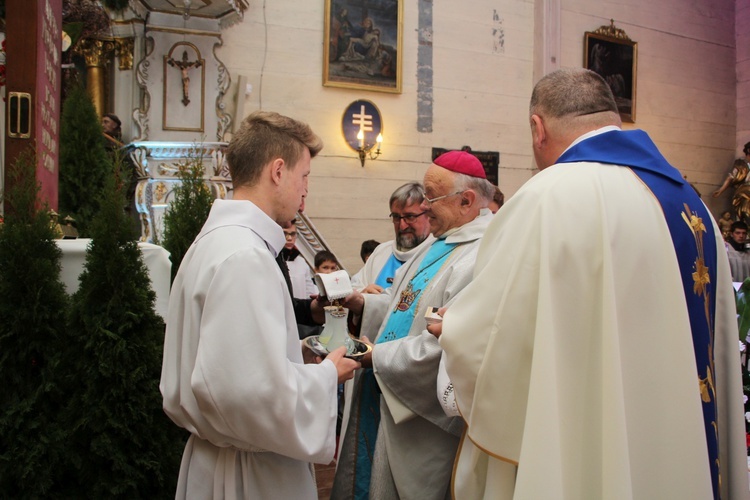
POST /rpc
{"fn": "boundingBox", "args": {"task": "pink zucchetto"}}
[433,150,486,179]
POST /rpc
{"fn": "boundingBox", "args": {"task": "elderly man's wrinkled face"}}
[390,200,431,251]
[421,165,465,238]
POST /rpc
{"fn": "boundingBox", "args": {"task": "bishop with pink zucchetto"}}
[331,146,497,499]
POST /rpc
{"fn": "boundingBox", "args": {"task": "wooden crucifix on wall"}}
[167,50,203,106]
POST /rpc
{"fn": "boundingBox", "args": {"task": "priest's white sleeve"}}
[437,354,459,416]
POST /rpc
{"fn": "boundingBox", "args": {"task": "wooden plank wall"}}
[219,0,737,271]
[737,1,750,156]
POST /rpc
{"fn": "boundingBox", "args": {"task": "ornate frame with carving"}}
[162,42,205,132]
[323,0,403,94]
[584,20,637,123]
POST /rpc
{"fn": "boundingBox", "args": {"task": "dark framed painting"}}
[584,25,637,122]
[324,0,402,94]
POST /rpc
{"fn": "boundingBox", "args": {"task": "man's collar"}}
[393,235,434,261]
[199,199,286,256]
[440,209,493,243]
[565,125,621,152]
[729,239,747,252]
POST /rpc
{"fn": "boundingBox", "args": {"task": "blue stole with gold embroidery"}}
[557,129,721,498]
[376,239,457,344]
[349,239,457,499]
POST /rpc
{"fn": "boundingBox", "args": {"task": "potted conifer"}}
[161,146,215,282]
[64,156,185,497]
[58,84,111,236]
[0,149,73,495]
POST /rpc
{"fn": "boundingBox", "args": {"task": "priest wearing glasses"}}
[332,151,495,500]
[351,182,434,292]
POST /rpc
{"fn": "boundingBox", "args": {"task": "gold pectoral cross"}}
[167,50,202,106]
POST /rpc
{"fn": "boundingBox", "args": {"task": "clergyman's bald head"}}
[530,68,620,127]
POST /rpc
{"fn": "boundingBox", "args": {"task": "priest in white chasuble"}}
[350,182,434,292]
[439,68,749,500]
[332,151,495,500]
[160,111,359,499]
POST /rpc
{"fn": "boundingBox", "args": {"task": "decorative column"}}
[76,38,116,117]
[114,37,134,71]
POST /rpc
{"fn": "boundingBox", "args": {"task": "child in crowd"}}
[313,249,346,441]
[314,250,341,274]
[359,239,380,263]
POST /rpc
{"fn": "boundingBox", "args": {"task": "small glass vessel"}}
[318,305,355,355]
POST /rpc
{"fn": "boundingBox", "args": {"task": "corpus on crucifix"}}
[167,50,202,106]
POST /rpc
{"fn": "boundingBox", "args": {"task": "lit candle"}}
[376,133,383,153]
[357,129,364,149]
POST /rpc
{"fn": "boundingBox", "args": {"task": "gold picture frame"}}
[584,20,637,123]
[324,0,403,94]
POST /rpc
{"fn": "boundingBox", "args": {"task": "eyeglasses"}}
[284,232,297,239]
[423,191,464,205]
[389,211,427,224]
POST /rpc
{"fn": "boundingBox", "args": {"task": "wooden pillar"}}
[4,0,62,210]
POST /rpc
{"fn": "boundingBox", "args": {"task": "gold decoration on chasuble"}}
[395,281,421,312]
[681,204,716,406]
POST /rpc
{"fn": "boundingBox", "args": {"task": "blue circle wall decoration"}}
[341,100,383,152]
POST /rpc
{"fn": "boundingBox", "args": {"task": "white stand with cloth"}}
[55,239,171,320]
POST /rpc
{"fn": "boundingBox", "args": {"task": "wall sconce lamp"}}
[357,130,383,167]
[343,99,384,168]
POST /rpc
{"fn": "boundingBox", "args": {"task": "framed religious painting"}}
[324,0,403,93]
[584,20,637,122]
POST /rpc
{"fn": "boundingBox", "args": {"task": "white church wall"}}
[556,0,736,216]
[737,0,750,157]
[217,0,736,270]
[219,0,536,271]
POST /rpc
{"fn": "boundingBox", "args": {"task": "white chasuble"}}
[441,163,748,500]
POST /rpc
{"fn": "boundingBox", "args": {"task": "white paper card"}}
[314,270,353,301]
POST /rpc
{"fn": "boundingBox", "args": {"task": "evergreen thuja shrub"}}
[736,280,750,447]
[64,158,185,498]
[161,147,214,282]
[58,84,112,236]
[0,149,73,495]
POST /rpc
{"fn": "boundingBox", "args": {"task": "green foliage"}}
[735,279,750,446]
[63,22,84,48]
[162,148,214,282]
[0,149,74,495]
[64,156,185,498]
[738,278,750,341]
[59,84,112,236]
